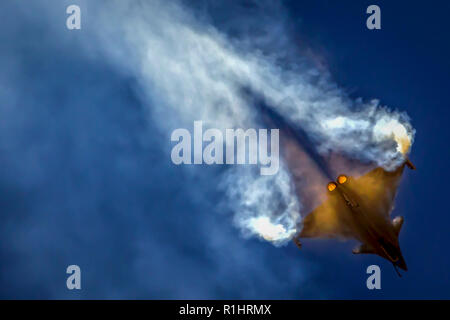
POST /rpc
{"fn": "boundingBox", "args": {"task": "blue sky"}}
[0,0,449,299]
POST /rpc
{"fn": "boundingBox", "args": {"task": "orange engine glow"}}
[337,175,347,184]
[327,182,337,192]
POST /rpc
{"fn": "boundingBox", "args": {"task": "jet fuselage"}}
[332,179,407,270]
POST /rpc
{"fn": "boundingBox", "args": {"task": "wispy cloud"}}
[90,0,414,244]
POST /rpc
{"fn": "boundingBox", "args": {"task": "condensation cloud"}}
[91,0,414,245]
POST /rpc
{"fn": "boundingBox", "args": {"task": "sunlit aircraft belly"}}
[336,185,400,262]
[336,186,380,246]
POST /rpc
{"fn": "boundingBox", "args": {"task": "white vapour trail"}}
[94,0,414,245]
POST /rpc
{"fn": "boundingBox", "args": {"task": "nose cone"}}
[397,255,408,271]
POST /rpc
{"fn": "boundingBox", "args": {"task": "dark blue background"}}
[0,0,449,298]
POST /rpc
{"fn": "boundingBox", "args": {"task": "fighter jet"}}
[256,101,414,276]
[293,159,415,276]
